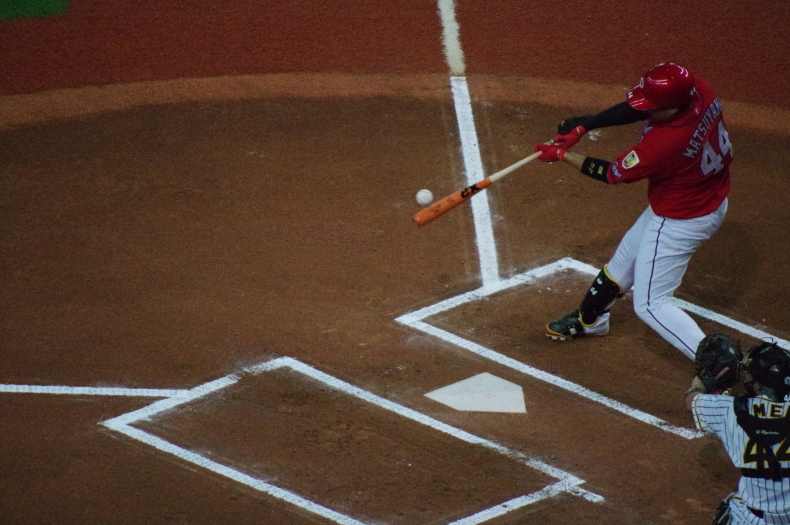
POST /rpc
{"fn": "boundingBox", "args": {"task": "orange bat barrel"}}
[412,178,492,227]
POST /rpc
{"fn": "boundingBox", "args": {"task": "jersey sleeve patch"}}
[622,150,640,169]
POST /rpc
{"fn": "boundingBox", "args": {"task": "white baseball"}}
[416,189,433,205]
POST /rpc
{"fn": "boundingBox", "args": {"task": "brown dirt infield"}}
[2,2,789,524]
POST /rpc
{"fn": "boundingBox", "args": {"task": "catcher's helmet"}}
[740,342,790,402]
[627,63,697,110]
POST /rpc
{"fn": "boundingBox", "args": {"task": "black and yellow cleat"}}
[545,309,609,340]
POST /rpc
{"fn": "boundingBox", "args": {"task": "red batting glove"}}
[551,126,587,149]
[534,142,568,163]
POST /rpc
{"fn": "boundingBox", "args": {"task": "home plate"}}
[424,373,526,413]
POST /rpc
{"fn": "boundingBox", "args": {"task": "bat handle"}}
[488,151,541,183]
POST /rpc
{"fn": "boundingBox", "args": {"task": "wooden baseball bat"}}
[413,151,541,227]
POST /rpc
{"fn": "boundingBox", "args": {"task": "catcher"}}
[686,334,790,525]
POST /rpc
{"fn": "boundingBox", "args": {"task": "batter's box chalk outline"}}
[88,357,604,525]
[395,257,790,441]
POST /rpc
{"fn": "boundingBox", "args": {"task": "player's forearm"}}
[562,152,610,183]
[563,151,586,170]
[557,102,649,134]
[588,101,649,130]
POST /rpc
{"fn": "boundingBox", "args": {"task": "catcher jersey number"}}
[743,437,790,474]
[700,121,732,176]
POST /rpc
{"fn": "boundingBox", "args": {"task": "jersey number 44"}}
[700,121,732,176]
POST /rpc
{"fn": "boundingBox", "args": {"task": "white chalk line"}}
[396,257,790,439]
[676,299,790,348]
[99,357,603,524]
[396,258,577,325]
[450,76,500,289]
[447,480,573,525]
[105,375,241,426]
[103,421,367,525]
[407,319,697,440]
[437,0,465,76]
[0,384,188,397]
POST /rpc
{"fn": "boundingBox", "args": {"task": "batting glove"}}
[552,126,587,149]
[534,142,568,163]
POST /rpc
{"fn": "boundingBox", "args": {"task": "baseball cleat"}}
[545,310,610,340]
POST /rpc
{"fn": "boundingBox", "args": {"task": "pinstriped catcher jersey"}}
[693,394,790,523]
[606,77,732,219]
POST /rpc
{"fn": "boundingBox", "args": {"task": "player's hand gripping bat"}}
[413,151,541,227]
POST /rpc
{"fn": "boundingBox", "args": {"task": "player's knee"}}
[631,291,670,322]
[630,290,647,316]
[632,301,652,323]
[634,301,661,326]
[632,301,678,337]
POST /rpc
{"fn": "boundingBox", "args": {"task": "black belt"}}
[749,506,765,519]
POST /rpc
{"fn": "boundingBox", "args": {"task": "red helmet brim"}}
[626,86,658,111]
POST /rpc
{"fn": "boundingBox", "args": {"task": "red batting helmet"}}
[627,63,697,110]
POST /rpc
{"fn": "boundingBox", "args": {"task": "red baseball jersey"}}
[606,76,732,219]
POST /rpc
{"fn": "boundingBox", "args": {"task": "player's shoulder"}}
[692,394,734,432]
[694,393,735,410]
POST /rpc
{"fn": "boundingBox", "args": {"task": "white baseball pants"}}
[605,198,728,359]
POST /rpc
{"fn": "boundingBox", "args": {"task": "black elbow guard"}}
[580,157,611,183]
[558,116,595,134]
[559,102,648,134]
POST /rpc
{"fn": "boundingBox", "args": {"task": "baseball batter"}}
[534,62,732,359]
[687,340,790,525]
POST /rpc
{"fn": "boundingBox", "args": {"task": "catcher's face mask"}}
[740,342,790,401]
